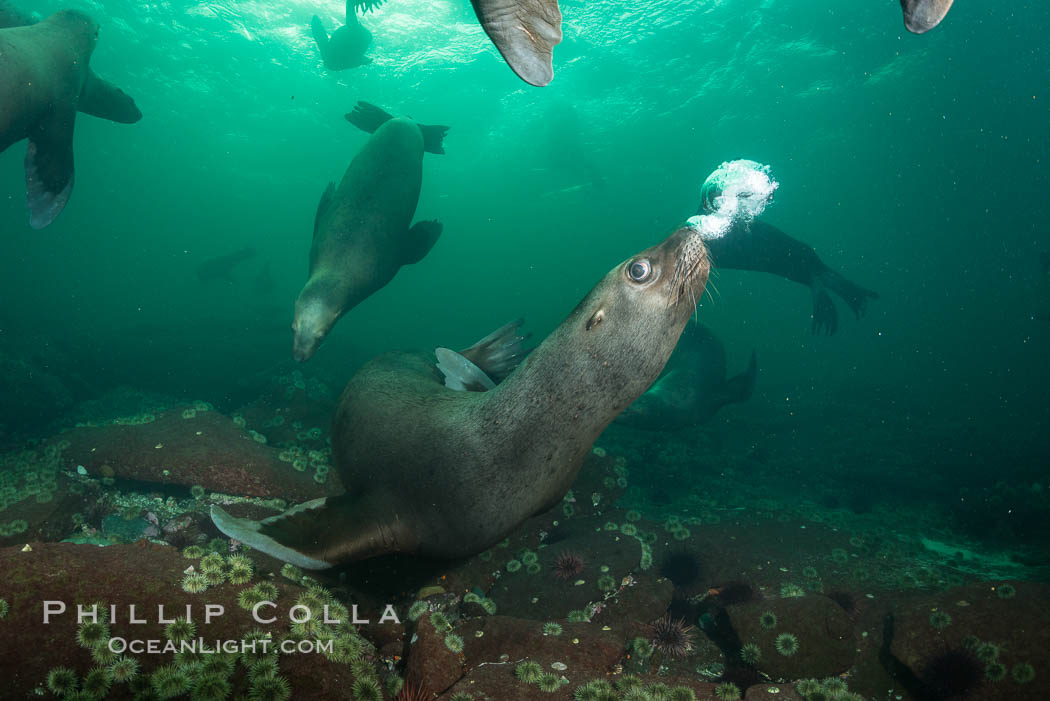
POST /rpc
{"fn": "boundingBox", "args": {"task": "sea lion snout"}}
[291,296,340,362]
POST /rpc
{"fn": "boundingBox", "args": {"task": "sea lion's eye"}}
[627,259,652,283]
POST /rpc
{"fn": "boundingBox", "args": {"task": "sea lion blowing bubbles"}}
[212,227,711,568]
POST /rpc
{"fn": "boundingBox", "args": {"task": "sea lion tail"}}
[458,318,532,381]
[900,0,954,34]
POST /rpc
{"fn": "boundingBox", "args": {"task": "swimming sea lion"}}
[705,221,879,335]
[0,1,141,124]
[0,10,103,229]
[353,0,562,87]
[195,247,257,284]
[616,324,756,431]
[291,102,448,362]
[213,226,711,568]
[900,0,954,34]
[311,1,372,71]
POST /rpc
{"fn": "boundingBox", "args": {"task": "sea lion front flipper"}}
[470,0,562,87]
[314,182,336,236]
[811,280,838,336]
[403,219,442,264]
[310,15,330,63]
[352,0,386,12]
[78,72,143,124]
[900,0,954,34]
[458,318,532,381]
[345,100,394,135]
[436,348,497,392]
[24,109,77,230]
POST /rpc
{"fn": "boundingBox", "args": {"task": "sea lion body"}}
[616,324,756,431]
[292,109,445,361]
[0,11,98,228]
[310,3,371,71]
[214,226,711,567]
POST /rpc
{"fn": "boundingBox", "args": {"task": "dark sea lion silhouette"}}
[195,247,258,284]
[311,1,372,71]
[616,324,756,431]
[706,221,879,336]
[353,0,562,86]
[291,102,448,362]
[212,226,712,568]
[0,1,141,124]
[900,0,954,34]
[0,10,106,229]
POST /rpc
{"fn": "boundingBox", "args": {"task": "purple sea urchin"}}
[552,551,585,580]
[647,614,695,658]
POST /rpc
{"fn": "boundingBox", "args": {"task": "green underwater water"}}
[0,0,1049,636]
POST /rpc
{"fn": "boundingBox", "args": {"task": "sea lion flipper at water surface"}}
[221,227,712,567]
[346,101,449,155]
[900,0,954,34]
[470,0,563,87]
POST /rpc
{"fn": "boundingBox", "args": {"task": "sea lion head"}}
[291,279,343,362]
[565,227,711,403]
[48,10,100,55]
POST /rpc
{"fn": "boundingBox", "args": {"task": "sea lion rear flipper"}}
[24,110,76,229]
[403,219,442,264]
[470,0,562,87]
[717,351,757,407]
[418,123,450,155]
[345,101,394,135]
[211,502,334,570]
[900,0,954,34]
[435,348,497,391]
[458,318,532,381]
[314,182,336,236]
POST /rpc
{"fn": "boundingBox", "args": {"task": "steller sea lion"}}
[615,324,756,431]
[353,0,561,87]
[311,1,372,71]
[213,226,712,568]
[291,102,448,362]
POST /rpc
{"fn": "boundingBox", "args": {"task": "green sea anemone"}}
[740,642,761,664]
[515,661,543,683]
[672,528,691,541]
[996,583,1016,599]
[759,611,777,629]
[46,667,78,695]
[152,664,191,699]
[239,587,266,611]
[181,573,208,594]
[445,633,464,653]
[429,611,449,631]
[253,582,279,600]
[780,583,805,598]
[407,601,428,621]
[714,682,741,700]
[632,637,654,658]
[975,642,1000,663]
[449,693,475,701]
[574,684,602,701]
[248,674,291,701]
[625,510,641,521]
[506,559,522,573]
[985,662,1006,681]
[351,677,382,700]
[109,656,139,682]
[199,553,225,573]
[189,673,230,701]
[622,690,649,701]
[201,655,235,677]
[616,675,642,692]
[543,622,563,636]
[795,679,822,696]
[228,564,253,585]
[203,568,226,586]
[190,485,206,499]
[670,687,696,701]
[165,617,196,643]
[1012,663,1036,684]
[597,575,617,591]
[183,545,205,558]
[76,621,110,649]
[526,562,542,574]
[521,551,539,565]
[567,610,590,623]
[830,548,849,564]
[821,678,847,693]
[620,523,638,536]
[775,632,799,656]
[249,656,279,680]
[462,592,481,604]
[929,610,952,629]
[537,673,563,693]
[91,642,119,664]
[646,683,670,699]
[480,598,498,615]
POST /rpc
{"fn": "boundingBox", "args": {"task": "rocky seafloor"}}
[0,374,1048,701]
